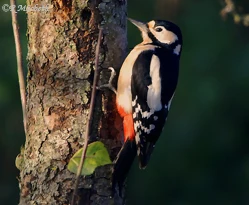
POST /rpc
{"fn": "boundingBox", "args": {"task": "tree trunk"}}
[18,0,127,204]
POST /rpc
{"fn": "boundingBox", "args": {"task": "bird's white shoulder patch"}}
[147,55,162,111]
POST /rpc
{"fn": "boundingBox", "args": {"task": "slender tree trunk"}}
[18,0,127,204]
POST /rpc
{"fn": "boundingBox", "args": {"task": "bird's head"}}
[128,18,182,55]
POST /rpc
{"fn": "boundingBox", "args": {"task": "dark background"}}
[1,0,249,204]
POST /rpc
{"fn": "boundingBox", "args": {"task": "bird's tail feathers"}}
[138,142,155,169]
[112,139,137,197]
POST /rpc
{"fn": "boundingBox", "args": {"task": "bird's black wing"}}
[131,50,167,168]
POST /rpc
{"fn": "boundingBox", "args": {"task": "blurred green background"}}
[1,0,249,204]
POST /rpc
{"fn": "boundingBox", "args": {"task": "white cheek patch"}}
[150,28,178,45]
[173,44,181,55]
[163,30,178,44]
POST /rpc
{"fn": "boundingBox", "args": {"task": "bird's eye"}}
[155,27,163,32]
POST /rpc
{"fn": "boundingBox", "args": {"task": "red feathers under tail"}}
[113,104,136,196]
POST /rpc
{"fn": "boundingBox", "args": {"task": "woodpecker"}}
[113,18,183,194]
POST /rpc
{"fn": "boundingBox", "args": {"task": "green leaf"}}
[67,141,112,176]
[15,146,24,170]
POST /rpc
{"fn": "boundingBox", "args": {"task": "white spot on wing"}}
[147,55,162,111]
[135,132,140,156]
[141,123,155,134]
[134,120,140,132]
[150,124,155,130]
[132,98,155,119]
[135,104,154,118]
[173,44,181,55]
[134,120,155,134]
[132,96,137,107]
[153,116,158,121]
[133,112,137,119]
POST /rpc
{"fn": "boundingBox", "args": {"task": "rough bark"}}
[18,0,127,204]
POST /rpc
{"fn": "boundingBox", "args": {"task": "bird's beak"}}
[128,18,148,33]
